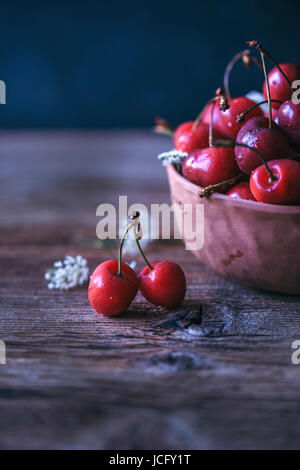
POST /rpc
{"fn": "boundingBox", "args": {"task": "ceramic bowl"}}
[167,164,300,295]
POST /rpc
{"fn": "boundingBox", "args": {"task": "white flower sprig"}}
[45,255,89,290]
[157,149,188,167]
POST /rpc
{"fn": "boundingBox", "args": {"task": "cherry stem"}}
[224,50,246,99]
[117,222,132,277]
[154,127,174,137]
[209,99,216,147]
[135,238,153,271]
[259,50,273,129]
[247,41,292,88]
[193,88,228,132]
[154,117,174,136]
[199,174,243,198]
[192,98,214,131]
[224,49,262,100]
[236,99,283,122]
[214,139,276,182]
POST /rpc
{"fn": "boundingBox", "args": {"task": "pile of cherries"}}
[88,213,186,316]
[157,41,300,205]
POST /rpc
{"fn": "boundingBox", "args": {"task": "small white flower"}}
[75,255,87,267]
[45,255,89,291]
[158,149,188,166]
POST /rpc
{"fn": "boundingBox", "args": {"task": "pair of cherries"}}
[88,213,186,316]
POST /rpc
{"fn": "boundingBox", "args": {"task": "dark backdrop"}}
[1,0,299,128]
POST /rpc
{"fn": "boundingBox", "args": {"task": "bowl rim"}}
[167,163,300,214]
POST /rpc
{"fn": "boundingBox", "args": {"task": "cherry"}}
[130,215,186,309]
[250,159,300,204]
[235,116,290,174]
[214,96,264,139]
[227,182,256,201]
[277,100,300,150]
[183,146,239,191]
[88,217,139,316]
[263,63,300,109]
[245,42,300,150]
[153,116,174,136]
[203,98,263,139]
[198,94,264,140]
[209,49,264,139]
[88,260,138,316]
[174,92,227,153]
[246,41,300,110]
[201,99,229,132]
[173,121,223,153]
[194,80,263,141]
[139,261,186,309]
[182,98,240,190]
[154,113,225,154]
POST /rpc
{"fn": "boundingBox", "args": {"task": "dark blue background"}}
[0,0,299,128]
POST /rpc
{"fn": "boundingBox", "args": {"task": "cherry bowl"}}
[167,164,300,295]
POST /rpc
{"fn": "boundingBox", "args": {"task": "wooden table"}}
[1,131,300,450]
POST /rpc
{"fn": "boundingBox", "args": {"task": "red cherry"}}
[235,116,291,175]
[250,159,300,204]
[263,63,300,109]
[88,260,138,316]
[173,121,223,153]
[173,121,208,153]
[227,182,255,201]
[214,97,264,139]
[139,261,186,309]
[182,146,240,191]
[277,100,300,150]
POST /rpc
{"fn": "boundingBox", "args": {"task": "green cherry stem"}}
[117,222,133,277]
[209,99,216,147]
[236,99,283,122]
[260,49,273,129]
[135,238,153,271]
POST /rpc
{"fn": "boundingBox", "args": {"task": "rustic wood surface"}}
[1,131,300,450]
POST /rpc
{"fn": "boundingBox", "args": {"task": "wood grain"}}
[0,131,300,450]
